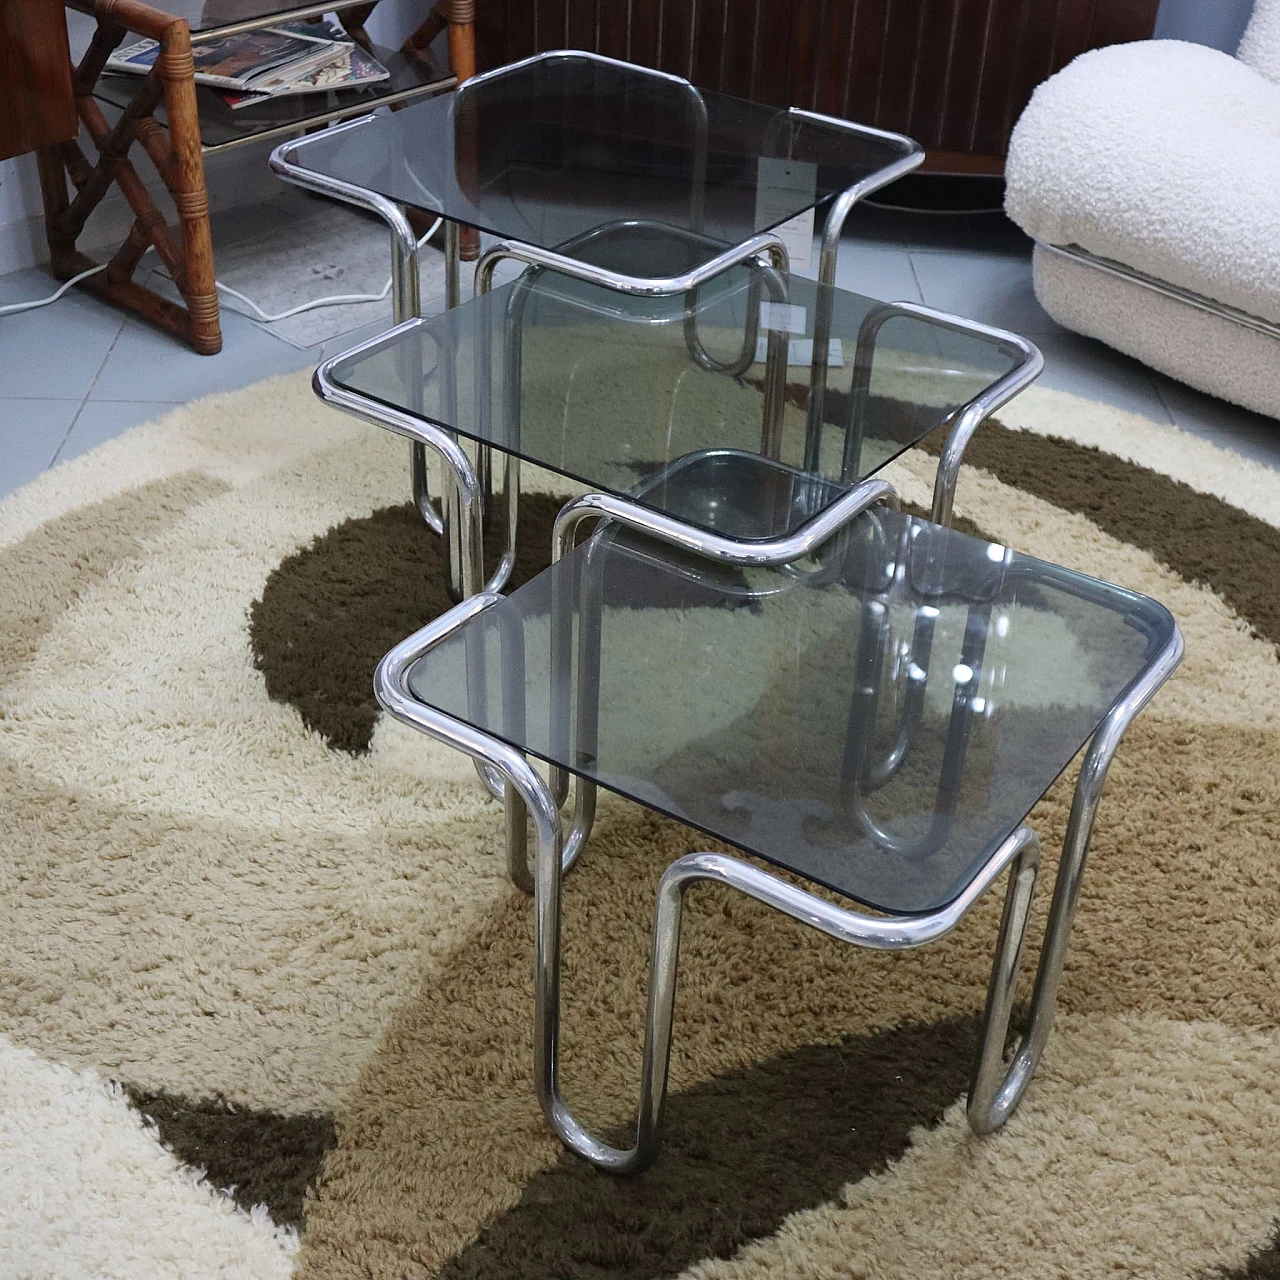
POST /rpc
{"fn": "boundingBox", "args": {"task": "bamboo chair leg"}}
[439,0,479,260]
[157,20,220,353]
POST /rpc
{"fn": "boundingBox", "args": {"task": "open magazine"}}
[218,41,390,109]
[105,19,389,102]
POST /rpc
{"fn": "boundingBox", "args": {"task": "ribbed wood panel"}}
[478,0,1158,169]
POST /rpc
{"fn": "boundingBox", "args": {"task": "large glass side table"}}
[316,262,1042,598]
[374,478,1184,1174]
[269,50,926,534]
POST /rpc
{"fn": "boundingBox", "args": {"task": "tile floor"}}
[1,195,1277,501]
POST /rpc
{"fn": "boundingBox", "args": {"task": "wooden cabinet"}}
[477,0,1160,173]
[1,0,77,161]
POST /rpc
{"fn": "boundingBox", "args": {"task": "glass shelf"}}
[406,505,1175,914]
[281,51,919,255]
[94,45,454,154]
[327,265,1025,541]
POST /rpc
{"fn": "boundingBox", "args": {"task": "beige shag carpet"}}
[1,368,1278,1279]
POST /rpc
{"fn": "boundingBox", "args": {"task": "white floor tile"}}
[0,398,79,498]
[1152,374,1280,472]
[90,308,313,404]
[824,241,923,304]
[0,269,126,400]
[56,400,183,465]
[908,248,1057,335]
[1025,328,1174,424]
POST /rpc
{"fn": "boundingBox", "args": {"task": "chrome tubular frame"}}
[968,619,1185,1133]
[845,300,1044,524]
[476,230,791,301]
[270,118,448,540]
[270,117,421,327]
[550,220,773,379]
[373,595,1045,1174]
[314,329,507,798]
[549,474,899,568]
[769,108,924,462]
[374,484,1183,1170]
[461,231,793,602]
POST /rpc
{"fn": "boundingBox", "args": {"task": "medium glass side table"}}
[316,263,1042,599]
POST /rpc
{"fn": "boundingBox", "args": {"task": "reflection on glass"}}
[331,267,1023,539]
[407,500,1175,915]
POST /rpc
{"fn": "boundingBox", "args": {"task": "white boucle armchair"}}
[1004,0,1280,420]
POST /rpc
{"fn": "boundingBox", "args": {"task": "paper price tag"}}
[759,301,807,334]
[754,337,845,368]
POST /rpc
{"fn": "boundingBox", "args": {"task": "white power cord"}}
[0,216,443,323]
[0,262,108,316]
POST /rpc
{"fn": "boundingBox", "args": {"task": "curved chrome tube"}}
[538,825,1042,1174]
[969,622,1185,1133]
[373,570,1182,1174]
[315,342,503,796]
[550,475,899,569]
[844,300,1043,519]
[271,120,445,537]
[476,231,790,301]
[270,117,421,324]
[372,593,582,891]
[804,142,925,466]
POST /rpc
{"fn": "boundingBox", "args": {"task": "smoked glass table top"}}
[326,265,1026,540]
[279,52,919,256]
[405,504,1176,915]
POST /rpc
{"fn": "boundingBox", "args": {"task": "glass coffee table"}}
[270,50,926,539]
[317,263,1042,599]
[374,474,1183,1174]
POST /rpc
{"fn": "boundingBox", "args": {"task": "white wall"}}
[1155,0,1255,51]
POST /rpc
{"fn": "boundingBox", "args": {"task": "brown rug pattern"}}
[3,370,1276,1277]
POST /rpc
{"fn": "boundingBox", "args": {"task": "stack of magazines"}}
[105,19,390,110]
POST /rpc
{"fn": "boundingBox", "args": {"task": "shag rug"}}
[1,367,1278,1280]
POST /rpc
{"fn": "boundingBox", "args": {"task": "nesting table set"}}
[274,51,1183,1176]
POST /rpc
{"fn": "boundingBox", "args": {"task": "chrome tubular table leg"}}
[314,337,504,798]
[269,120,445,537]
[786,114,924,471]
[534,825,1041,1175]
[374,553,1182,1174]
[968,623,1184,1133]
[841,595,991,860]
[375,593,579,888]
[845,300,1043,512]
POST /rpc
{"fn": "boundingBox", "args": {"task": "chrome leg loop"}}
[967,826,1042,1134]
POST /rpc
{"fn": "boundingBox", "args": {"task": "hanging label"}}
[755,157,817,271]
[754,336,845,367]
[759,301,807,333]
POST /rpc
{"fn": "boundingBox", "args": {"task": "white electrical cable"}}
[0,217,444,324]
[0,262,108,317]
